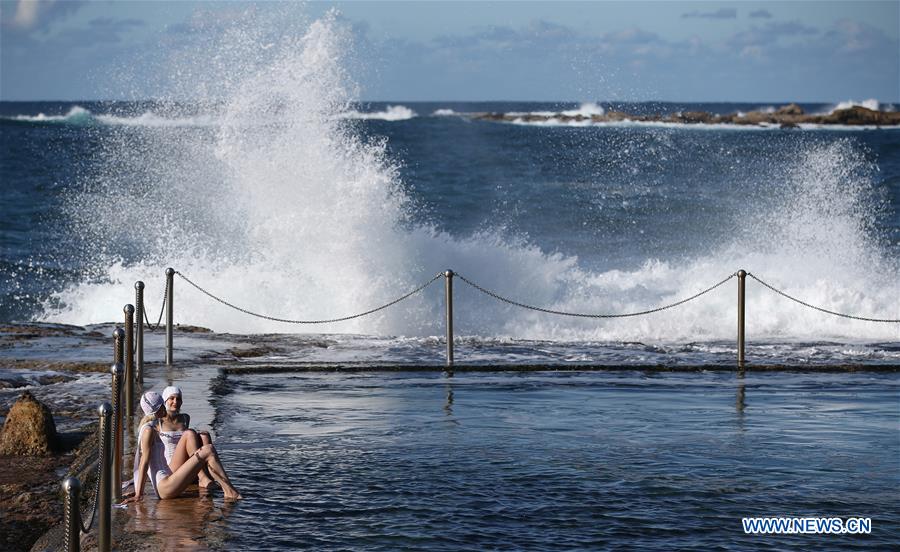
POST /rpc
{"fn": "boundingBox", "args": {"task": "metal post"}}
[737,269,746,368]
[113,327,124,365]
[110,361,124,503]
[124,305,135,419]
[62,477,81,552]
[98,402,112,552]
[134,281,144,384]
[444,270,454,367]
[165,267,174,366]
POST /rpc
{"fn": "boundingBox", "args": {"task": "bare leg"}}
[196,444,242,501]
[197,431,215,487]
[168,429,215,487]
[157,445,241,500]
[156,453,206,499]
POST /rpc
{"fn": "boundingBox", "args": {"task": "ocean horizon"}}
[2,15,899,550]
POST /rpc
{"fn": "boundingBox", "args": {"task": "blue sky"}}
[1,1,898,102]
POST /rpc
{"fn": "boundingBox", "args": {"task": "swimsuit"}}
[158,430,184,464]
[133,422,173,497]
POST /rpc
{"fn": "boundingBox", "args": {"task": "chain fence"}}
[175,270,443,324]
[78,423,104,533]
[455,271,737,318]
[142,277,168,331]
[149,268,898,326]
[748,273,900,323]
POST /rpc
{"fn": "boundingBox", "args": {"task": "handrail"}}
[143,267,899,369]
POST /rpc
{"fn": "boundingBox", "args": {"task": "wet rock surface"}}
[0,455,73,552]
[0,422,91,552]
[0,391,59,456]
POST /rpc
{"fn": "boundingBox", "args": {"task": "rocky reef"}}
[475,104,900,128]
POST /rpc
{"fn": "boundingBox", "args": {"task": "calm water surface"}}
[203,370,899,550]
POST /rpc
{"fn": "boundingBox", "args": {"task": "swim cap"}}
[162,386,182,402]
[140,391,164,415]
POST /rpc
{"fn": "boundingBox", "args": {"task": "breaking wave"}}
[38,10,900,346]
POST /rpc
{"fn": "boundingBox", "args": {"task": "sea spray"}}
[41,11,899,345]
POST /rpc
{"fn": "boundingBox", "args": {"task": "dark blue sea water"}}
[1,99,898,365]
[2,16,900,550]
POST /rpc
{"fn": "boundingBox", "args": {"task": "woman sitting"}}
[158,386,215,488]
[123,391,241,503]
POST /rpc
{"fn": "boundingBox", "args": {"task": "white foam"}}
[432,108,457,116]
[340,105,416,121]
[825,99,884,114]
[41,11,900,344]
[11,105,94,123]
[506,118,897,131]
[506,102,605,120]
[6,105,221,127]
[559,102,605,117]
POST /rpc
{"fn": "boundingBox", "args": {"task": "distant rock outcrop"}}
[474,104,900,127]
[0,391,59,456]
[776,103,804,116]
[820,105,899,125]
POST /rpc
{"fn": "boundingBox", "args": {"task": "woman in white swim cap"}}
[158,385,216,488]
[125,391,242,502]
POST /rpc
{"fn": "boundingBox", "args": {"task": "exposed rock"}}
[228,345,284,358]
[472,103,900,127]
[777,103,804,115]
[0,391,58,456]
[1,455,71,552]
[176,325,213,334]
[676,111,714,124]
[1,425,93,552]
[0,324,81,338]
[821,106,900,126]
[736,111,774,125]
[603,111,631,121]
[0,373,75,390]
[4,359,108,374]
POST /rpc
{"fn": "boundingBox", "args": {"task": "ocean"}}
[2,98,899,365]
[1,16,899,550]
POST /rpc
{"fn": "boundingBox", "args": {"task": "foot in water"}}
[223,485,243,501]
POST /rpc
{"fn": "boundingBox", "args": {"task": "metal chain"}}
[142,278,168,331]
[64,489,74,551]
[175,270,443,324]
[748,273,900,323]
[455,272,736,318]
[78,420,104,533]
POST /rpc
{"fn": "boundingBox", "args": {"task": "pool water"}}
[202,370,899,550]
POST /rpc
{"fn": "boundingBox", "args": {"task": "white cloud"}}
[12,0,40,28]
[6,0,83,30]
[682,8,738,20]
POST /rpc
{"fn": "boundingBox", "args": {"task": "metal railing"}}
[61,325,133,552]
[133,266,899,370]
[61,263,895,550]
[61,402,111,552]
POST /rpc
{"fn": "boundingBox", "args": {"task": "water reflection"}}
[735,370,746,416]
[444,385,454,416]
[127,489,233,550]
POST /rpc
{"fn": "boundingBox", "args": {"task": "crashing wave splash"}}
[36,9,900,346]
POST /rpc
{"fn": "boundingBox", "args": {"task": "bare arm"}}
[123,426,153,503]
